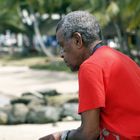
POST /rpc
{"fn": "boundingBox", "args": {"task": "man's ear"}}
[72,32,83,48]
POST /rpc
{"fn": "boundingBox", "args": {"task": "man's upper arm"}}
[80,108,100,138]
[68,108,100,140]
[78,63,105,113]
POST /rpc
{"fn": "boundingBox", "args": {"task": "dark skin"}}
[39,109,100,140]
[39,30,101,140]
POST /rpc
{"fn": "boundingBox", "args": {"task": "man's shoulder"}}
[79,46,125,73]
[81,46,114,66]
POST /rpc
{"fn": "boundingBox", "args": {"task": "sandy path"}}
[0,66,78,106]
[0,121,80,140]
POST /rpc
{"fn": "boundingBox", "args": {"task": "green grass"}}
[0,54,70,72]
[30,61,70,72]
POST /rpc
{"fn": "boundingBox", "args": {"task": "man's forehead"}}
[56,29,64,43]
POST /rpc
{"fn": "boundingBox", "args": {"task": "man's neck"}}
[81,40,102,62]
[89,40,102,54]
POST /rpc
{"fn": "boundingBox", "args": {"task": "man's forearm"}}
[39,127,99,140]
[65,127,99,140]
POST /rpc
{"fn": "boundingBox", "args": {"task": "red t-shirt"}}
[78,46,140,139]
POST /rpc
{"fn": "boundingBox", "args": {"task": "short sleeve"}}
[78,63,105,113]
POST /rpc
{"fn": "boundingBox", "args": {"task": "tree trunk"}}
[33,17,54,59]
[113,21,123,49]
[136,30,140,52]
[27,6,55,59]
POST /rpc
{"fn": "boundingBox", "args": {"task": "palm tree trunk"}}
[27,6,55,59]
[113,21,123,49]
[33,18,54,59]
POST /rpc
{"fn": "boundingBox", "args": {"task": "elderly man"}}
[39,11,140,140]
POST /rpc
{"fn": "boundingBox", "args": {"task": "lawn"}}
[0,55,70,72]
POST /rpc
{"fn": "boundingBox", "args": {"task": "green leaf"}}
[106,1,120,18]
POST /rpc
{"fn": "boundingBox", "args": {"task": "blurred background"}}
[0,0,140,140]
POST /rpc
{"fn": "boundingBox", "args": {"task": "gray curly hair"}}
[56,11,102,47]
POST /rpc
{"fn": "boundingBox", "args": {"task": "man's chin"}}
[69,65,80,72]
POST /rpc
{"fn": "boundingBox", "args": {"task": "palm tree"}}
[0,0,55,58]
[87,0,140,57]
[0,0,25,33]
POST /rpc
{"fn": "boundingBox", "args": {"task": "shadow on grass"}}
[30,61,71,72]
[0,54,71,72]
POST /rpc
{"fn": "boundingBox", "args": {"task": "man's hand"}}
[39,132,62,140]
